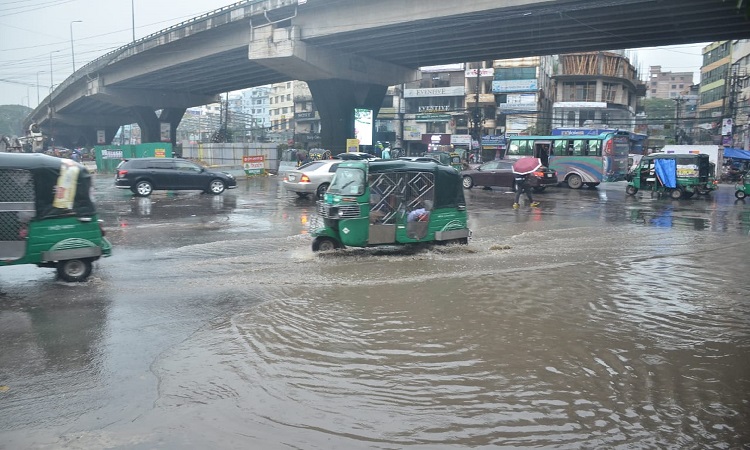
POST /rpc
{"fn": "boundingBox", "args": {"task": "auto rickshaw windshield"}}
[328,167,366,196]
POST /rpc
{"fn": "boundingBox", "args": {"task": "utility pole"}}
[674,96,684,144]
[471,62,483,163]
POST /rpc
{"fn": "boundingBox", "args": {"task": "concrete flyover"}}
[25,0,750,150]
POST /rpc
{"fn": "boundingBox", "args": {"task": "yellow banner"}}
[53,161,80,210]
[346,139,359,153]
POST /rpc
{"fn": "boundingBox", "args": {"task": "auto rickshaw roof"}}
[0,152,95,219]
[644,152,710,161]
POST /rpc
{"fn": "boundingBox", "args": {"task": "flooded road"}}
[1,175,749,449]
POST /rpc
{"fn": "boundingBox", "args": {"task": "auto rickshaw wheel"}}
[670,188,683,200]
[625,185,638,196]
[567,174,583,189]
[312,236,340,252]
[683,191,695,199]
[736,190,747,200]
[57,258,93,282]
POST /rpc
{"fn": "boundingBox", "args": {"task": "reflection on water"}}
[152,228,750,448]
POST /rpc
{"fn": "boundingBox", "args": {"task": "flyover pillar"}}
[307,80,387,154]
[132,106,186,145]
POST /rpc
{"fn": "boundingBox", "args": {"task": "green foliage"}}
[0,105,33,136]
[643,98,677,121]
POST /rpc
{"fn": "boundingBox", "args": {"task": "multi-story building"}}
[729,40,750,149]
[646,66,694,99]
[698,41,732,125]
[492,56,555,136]
[268,81,296,143]
[292,82,321,148]
[551,51,643,132]
[243,86,272,141]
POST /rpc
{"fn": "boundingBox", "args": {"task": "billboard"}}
[354,109,373,146]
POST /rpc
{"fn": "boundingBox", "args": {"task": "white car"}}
[283,160,341,199]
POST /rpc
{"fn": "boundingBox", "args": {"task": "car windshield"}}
[298,161,326,171]
[327,167,365,196]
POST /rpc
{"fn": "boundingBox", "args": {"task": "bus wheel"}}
[670,188,683,200]
[312,236,340,252]
[57,258,93,282]
[567,174,583,189]
[625,185,637,196]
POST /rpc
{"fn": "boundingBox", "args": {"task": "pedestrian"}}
[513,173,539,209]
[382,144,391,159]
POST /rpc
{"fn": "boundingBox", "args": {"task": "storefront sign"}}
[418,105,451,113]
[422,134,451,145]
[416,114,451,122]
[451,134,471,145]
[243,155,265,176]
[295,111,316,120]
[465,68,495,78]
[553,101,607,109]
[492,79,538,93]
[404,86,465,98]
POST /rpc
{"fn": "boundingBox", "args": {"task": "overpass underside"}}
[26,0,750,150]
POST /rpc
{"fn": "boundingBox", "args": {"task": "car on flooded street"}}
[115,157,237,197]
[283,159,341,199]
[460,159,557,192]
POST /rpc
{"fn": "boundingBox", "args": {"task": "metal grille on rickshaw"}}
[369,171,435,225]
[0,168,35,250]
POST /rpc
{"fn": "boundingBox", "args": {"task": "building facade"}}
[698,41,732,125]
[646,66,694,99]
[552,51,643,132]
[730,40,750,149]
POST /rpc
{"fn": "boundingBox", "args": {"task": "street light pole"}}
[36,71,44,106]
[70,20,83,72]
[132,0,136,42]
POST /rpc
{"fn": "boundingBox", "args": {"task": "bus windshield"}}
[328,167,366,196]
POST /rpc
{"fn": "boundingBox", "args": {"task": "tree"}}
[0,105,33,136]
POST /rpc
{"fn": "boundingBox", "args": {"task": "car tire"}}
[670,188,683,200]
[57,258,93,282]
[316,183,330,199]
[208,179,226,195]
[567,174,583,189]
[625,185,638,196]
[462,176,474,189]
[312,236,340,252]
[736,190,746,200]
[134,180,153,197]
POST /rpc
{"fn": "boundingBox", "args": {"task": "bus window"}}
[589,140,601,156]
[507,140,532,156]
[553,139,567,155]
[507,140,520,156]
[573,140,586,156]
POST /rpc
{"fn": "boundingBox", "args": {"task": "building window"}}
[602,83,617,102]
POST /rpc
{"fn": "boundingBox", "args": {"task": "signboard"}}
[553,101,607,109]
[722,118,733,136]
[499,94,537,112]
[160,123,171,142]
[404,86,465,98]
[243,155,265,176]
[354,109,373,146]
[421,134,451,145]
[481,135,506,148]
[465,68,495,78]
[101,149,123,159]
[154,148,166,158]
[97,130,106,145]
[415,114,451,122]
[420,63,465,72]
[492,79,538,93]
[404,126,422,141]
[346,138,359,152]
[451,134,471,145]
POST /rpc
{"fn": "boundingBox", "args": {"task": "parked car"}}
[460,159,557,191]
[115,157,237,197]
[283,160,341,199]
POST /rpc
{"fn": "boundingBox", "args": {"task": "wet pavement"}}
[1,174,749,449]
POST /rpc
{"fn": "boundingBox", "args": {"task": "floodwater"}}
[1,176,749,449]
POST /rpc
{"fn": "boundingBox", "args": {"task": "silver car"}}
[283,160,341,199]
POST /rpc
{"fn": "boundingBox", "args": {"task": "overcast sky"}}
[0,0,708,108]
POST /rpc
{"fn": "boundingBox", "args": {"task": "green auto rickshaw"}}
[0,153,112,281]
[311,159,471,251]
[735,173,750,199]
[625,153,717,199]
